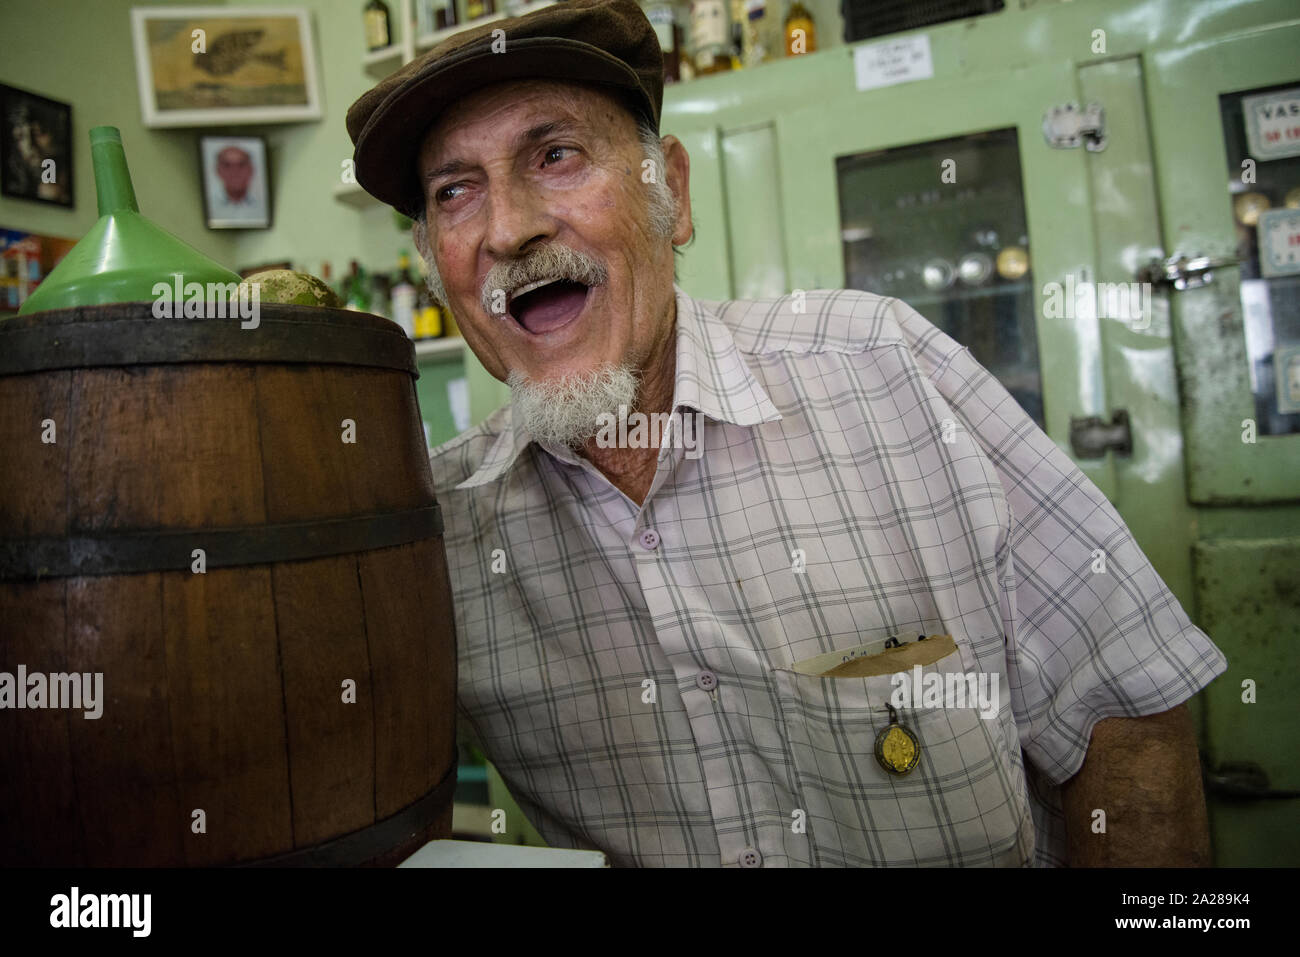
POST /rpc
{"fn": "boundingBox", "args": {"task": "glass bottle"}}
[370,271,391,319]
[690,0,734,75]
[435,0,458,29]
[391,251,417,338]
[641,1,683,85]
[363,0,392,51]
[414,254,444,338]
[415,0,436,38]
[345,260,370,312]
[743,0,780,66]
[784,1,816,57]
[416,282,443,339]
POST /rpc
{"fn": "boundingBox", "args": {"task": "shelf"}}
[896,281,1033,308]
[362,43,404,78]
[414,2,557,53]
[415,336,465,358]
[332,181,380,209]
[415,11,505,51]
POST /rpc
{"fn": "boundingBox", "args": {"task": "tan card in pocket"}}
[810,634,958,678]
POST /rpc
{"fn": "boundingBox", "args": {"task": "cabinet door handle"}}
[1137,254,1241,291]
[1069,409,1132,459]
[1202,754,1300,799]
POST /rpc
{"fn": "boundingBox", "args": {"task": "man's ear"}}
[661,135,693,248]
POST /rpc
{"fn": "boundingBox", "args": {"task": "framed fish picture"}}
[130,6,322,127]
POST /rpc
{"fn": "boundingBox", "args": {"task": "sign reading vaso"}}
[1243,88,1300,161]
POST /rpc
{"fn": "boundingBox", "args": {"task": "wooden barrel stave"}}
[0,304,456,866]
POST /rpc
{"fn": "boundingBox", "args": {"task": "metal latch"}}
[1137,254,1241,291]
[1202,755,1300,800]
[1069,409,1131,459]
[1042,102,1106,151]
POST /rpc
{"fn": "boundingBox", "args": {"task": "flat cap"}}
[347,0,664,218]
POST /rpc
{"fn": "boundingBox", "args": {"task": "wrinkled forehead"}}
[417,78,639,167]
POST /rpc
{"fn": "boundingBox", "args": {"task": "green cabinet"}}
[661,0,1300,865]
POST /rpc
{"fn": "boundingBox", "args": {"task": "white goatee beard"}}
[508,364,640,449]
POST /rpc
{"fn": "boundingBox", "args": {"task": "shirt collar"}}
[456,284,782,490]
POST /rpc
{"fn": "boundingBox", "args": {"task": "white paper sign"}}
[447,376,470,433]
[1276,344,1300,415]
[1258,208,1300,278]
[854,35,934,92]
[1243,89,1300,161]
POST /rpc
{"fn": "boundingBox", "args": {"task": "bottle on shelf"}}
[690,0,735,76]
[742,0,780,66]
[364,0,392,51]
[435,0,458,30]
[415,0,436,38]
[413,254,444,339]
[414,281,444,339]
[345,260,370,312]
[370,271,392,319]
[641,1,684,85]
[784,1,816,57]
[391,251,417,338]
[321,261,336,299]
[465,0,496,21]
[729,0,746,69]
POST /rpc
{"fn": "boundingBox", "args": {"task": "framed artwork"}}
[0,84,74,208]
[130,6,322,128]
[199,135,271,229]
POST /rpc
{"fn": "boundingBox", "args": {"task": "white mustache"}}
[480,244,608,317]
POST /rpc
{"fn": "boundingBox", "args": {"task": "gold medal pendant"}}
[875,703,921,775]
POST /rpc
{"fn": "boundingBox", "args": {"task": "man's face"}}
[415,79,691,385]
[217,147,253,198]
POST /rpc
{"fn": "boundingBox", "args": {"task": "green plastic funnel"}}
[18,126,243,315]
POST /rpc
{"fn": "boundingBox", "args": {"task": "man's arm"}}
[1059,704,1212,866]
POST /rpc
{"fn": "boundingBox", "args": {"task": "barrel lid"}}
[0,302,418,378]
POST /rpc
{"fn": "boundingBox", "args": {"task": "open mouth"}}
[507,278,590,335]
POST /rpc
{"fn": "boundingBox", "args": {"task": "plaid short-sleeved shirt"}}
[428,286,1227,867]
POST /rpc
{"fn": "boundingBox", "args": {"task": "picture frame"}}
[0,83,74,208]
[130,5,322,128]
[199,134,272,230]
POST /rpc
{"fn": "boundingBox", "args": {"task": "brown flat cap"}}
[347,0,663,218]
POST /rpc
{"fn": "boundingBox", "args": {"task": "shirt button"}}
[638,528,660,550]
[696,670,717,692]
[738,848,762,868]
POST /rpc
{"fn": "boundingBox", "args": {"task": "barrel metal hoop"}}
[0,309,418,377]
[238,759,459,868]
[0,503,444,581]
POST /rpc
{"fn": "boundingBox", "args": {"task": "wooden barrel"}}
[0,303,457,866]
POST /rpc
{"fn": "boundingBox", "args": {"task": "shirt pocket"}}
[771,641,1034,867]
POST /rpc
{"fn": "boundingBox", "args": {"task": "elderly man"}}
[348,0,1225,867]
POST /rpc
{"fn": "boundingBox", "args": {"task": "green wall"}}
[0,0,420,279]
[0,0,240,266]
